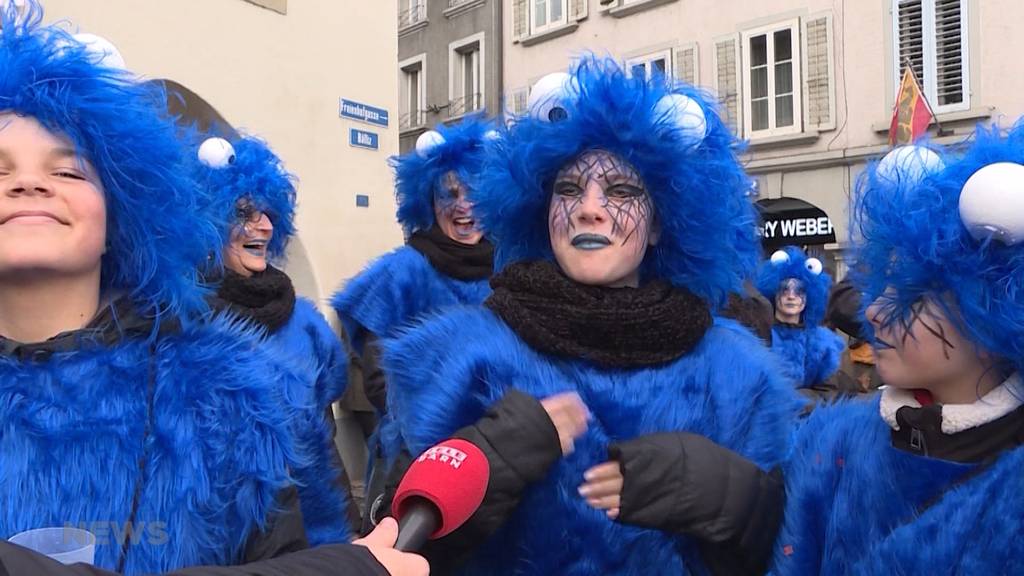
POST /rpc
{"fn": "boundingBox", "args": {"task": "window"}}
[398,0,427,29]
[399,55,426,130]
[626,49,672,81]
[530,0,567,34]
[449,33,485,118]
[893,0,969,113]
[742,19,802,137]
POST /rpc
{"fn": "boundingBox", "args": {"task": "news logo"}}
[417,445,468,470]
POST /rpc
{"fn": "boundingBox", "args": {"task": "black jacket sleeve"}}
[361,334,388,415]
[0,542,390,576]
[240,486,308,563]
[373,389,562,574]
[0,488,389,576]
[609,432,784,576]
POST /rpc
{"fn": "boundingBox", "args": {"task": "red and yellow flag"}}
[889,65,934,145]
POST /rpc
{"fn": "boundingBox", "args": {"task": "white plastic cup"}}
[8,527,96,565]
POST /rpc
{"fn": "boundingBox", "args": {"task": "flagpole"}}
[903,58,950,137]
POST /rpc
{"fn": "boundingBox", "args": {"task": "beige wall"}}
[42,0,402,306]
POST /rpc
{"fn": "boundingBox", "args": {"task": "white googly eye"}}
[959,162,1024,245]
[527,72,577,123]
[72,33,127,70]
[770,250,790,265]
[876,145,944,185]
[805,258,823,276]
[415,130,445,158]
[653,93,707,147]
[198,137,236,169]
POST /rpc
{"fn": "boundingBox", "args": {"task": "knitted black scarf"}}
[210,265,295,333]
[408,224,494,281]
[485,260,712,368]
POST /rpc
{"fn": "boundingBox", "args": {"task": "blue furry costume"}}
[0,5,306,573]
[196,135,352,545]
[756,246,844,388]
[770,128,1024,574]
[381,58,800,575]
[331,116,494,359]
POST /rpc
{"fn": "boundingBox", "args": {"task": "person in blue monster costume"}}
[767,130,1024,575]
[331,116,497,530]
[756,245,844,389]
[376,57,801,576]
[331,116,497,417]
[194,133,355,545]
[0,3,426,575]
[645,131,1024,575]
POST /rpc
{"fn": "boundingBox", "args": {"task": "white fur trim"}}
[879,374,1024,433]
[941,373,1024,433]
[880,386,921,431]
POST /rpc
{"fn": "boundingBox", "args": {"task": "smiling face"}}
[433,171,483,245]
[547,150,658,288]
[0,114,107,281]
[223,200,273,277]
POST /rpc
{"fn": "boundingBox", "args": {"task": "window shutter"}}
[933,0,966,106]
[513,0,528,41]
[674,43,698,86]
[713,35,742,134]
[896,0,926,88]
[510,88,530,115]
[571,0,588,21]
[802,14,836,130]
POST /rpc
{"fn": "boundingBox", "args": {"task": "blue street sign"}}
[356,195,369,207]
[349,128,379,150]
[339,98,389,127]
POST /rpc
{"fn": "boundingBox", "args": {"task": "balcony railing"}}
[399,110,426,130]
[448,93,483,118]
[398,2,426,29]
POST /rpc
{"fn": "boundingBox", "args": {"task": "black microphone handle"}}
[394,499,442,552]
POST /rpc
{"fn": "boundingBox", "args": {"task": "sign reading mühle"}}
[757,197,836,250]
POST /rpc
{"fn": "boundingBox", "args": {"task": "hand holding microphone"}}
[352,518,430,575]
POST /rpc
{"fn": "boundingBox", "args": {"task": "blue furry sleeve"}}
[805,327,844,386]
[380,307,526,457]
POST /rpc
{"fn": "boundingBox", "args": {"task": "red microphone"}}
[391,438,490,551]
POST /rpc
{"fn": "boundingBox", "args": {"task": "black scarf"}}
[210,265,296,333]
[408,225,494,281]
[484,260,712,368]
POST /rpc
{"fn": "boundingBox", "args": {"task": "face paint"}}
[433,171,483,245]
[548,150,657,287]
[223,199,273,277]
[775,278,807,322]
[867,290,997,400]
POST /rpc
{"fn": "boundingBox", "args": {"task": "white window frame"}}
[529,0,568,35]
[448,32,486,118]
[625,48,673,80]
[398,54,426,130]
[891,0,970,114]
[741,18,803,139]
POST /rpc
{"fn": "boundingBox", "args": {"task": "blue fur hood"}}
[474,56,759,307]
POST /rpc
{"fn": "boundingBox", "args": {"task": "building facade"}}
[397,0,503,152]
[43,0,402,304]
[503,0,1024,276]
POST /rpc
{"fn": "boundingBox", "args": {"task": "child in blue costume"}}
[331,116,496,416]
[378,58,800,576]
[0,3,423,574]
[647,135,1024,575]
[195,134,354,545]
[756,246,844,388]
[768,132,1024,574]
